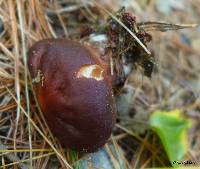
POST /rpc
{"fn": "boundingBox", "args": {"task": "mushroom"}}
[28,39,116,152]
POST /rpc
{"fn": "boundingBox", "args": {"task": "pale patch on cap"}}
[77,64,104,81]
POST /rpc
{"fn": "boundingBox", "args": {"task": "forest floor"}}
[0,0,200,168]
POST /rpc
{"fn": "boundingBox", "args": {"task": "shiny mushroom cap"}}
[28,39,116,152]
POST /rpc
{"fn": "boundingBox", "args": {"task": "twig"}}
[138,21,199,32]
[8,0,21,154]
[16,0,33,168]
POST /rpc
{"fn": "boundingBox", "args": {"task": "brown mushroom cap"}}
[28,39,116,152]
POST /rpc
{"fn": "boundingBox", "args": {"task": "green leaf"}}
[149,109,192,167]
